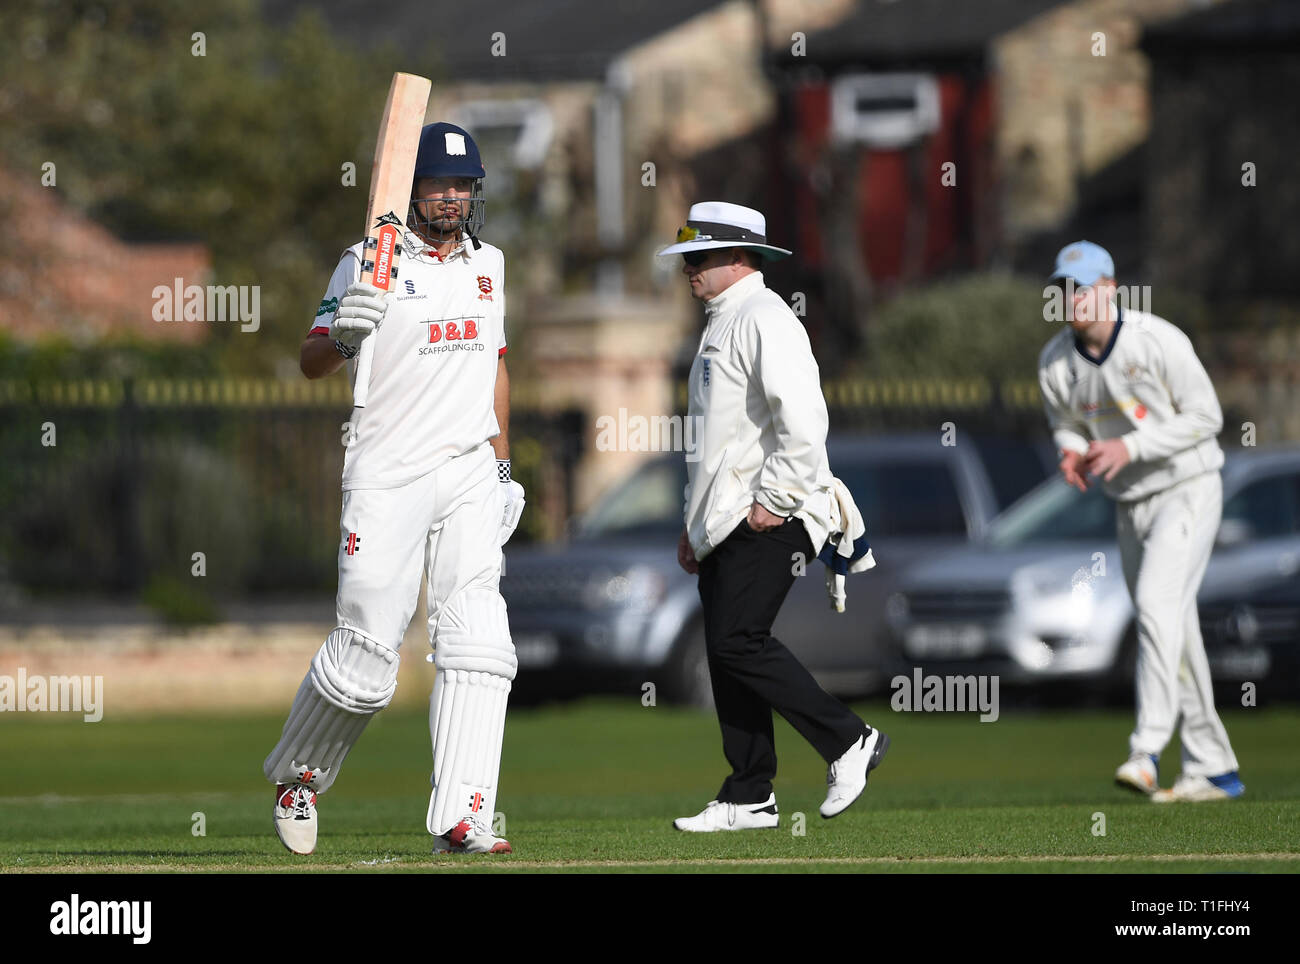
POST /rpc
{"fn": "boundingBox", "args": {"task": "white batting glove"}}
[498,460,525,546]
[826,570,846,613]
[330,281,388,349]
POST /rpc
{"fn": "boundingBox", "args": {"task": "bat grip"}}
[352,334,375,408]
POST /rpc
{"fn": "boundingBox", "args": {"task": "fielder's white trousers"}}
[1117,470,1239,777]
[338,441,505,651]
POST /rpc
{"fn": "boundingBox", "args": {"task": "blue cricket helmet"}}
[410,122,486,239]
[414,122,485,179]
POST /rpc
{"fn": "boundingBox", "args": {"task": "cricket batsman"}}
[263,122,524,853]
[1037,241,1244,803]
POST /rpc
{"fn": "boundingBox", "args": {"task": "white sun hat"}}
[657,201,793,261]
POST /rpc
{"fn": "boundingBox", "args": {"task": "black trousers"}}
[697,517,867,804]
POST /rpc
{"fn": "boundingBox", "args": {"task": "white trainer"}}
[673,793,779,832]
[273,783,318,855]
[820,728,890,819]
[432,814,512,854]
[1152,771,1245,803]
[1115,752,1160,795]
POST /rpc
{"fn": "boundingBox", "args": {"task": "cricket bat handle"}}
[352,333,375,408]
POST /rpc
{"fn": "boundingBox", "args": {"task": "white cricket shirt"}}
[310,234,508,490]
[1037,307,1224,503]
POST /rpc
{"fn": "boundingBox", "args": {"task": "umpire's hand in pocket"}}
[677,528,698,575]
[746,500,785,532]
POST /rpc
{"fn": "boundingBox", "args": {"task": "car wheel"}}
[663,624,714,711]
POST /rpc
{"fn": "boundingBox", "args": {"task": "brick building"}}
[0,167,210,344]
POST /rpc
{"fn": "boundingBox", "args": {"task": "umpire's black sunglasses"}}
[681,249,713,267]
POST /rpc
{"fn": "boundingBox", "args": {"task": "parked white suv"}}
[886,447,1300,697]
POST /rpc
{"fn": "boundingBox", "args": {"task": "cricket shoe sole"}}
[821,728,890,819]
[432,816,512,854]
[674,793,779,832]
[1152,771,1245,803]
[1115,753,1160,795]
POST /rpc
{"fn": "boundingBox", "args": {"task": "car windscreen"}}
[836,460,967,537]
[986,477,1116,547]
[580,456,970,539]
[576,458,686,538]
[967,434,1053,510]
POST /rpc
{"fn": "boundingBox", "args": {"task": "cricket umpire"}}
[660,201,889,832]
[1038,241,1243,803]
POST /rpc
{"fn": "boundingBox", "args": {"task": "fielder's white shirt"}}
[1037,307,1224,502]
[683,271,836,559]
[310,234,508,490]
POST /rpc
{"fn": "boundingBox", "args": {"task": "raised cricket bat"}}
[352,71,431,408]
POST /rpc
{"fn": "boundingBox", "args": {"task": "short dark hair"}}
[733,248,762,270]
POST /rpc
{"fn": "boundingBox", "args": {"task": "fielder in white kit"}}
[263,122,525,854]
[1037,241,1244,803]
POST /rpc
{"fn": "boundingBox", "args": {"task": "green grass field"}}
[1,700,1297,873]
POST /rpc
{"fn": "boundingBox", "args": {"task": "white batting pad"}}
[426,668,511,835]
[432,587,516,680]
[264,627,400,793]
[426,587,515,833]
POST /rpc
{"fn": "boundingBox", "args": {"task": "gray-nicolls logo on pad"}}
[49,894,152,944]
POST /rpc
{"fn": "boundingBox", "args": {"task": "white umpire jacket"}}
[683,271,856,564]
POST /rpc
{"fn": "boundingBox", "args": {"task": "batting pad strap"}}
[427,668,511,836]
[309,627,401,713]
[432,588,517,681]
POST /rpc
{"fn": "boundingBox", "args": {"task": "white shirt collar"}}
[408,231,475,264]
[704,270,765,317]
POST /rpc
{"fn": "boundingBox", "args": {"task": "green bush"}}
[860,273,1059,381]
[141,574,220,627]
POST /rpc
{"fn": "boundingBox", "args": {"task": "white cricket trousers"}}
[1116,470,1238,777]
[337,441,505,651]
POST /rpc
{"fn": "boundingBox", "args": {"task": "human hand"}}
[499,480,525,546]
[1059,450,1089,492]
[677,529,698,575]
[331,281,388,348]
[746,501,785,532]
[1084,438,1131,482]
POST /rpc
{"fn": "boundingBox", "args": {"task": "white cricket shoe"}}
[1115,752,1160,795]
[1152,771,1245,803]
[273,783,318,855]
[432,814,512,854]
[673,793,779,832]
[821,728,890,819]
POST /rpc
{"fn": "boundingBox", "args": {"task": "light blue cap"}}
[1050,241,1114,287]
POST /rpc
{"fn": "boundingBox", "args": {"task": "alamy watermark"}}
[595,408,704,461]
[1042,279,1152,323]
[49,894,150,944]
[152,277,260,332]
[0,668,103,722]
[890,669,999,722]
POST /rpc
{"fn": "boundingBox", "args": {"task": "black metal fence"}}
[0,378,580,601]
[13,372,1218,605]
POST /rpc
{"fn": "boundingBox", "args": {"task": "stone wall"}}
[993,0,1219,243]
[1145,49,1300,297]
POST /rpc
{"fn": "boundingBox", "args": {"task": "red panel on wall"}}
[793,81,830,268]
[778,72,994,284]
[860,149,905,281]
